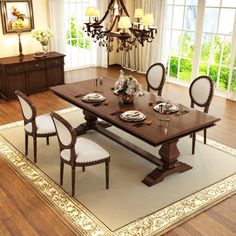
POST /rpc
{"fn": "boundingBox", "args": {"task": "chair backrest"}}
[146,63,166,96]
[50,112,77,152]
[189,75,214,113]
[15,90,36,125]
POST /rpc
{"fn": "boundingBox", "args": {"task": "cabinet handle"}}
[35,64,39,67]
[55,60,58,63]
[15,68,18,71]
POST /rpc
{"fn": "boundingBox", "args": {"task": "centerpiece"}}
[31,28,54,54]
[114,70,143,104]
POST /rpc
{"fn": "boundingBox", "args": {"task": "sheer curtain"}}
[96,0,108,68]
[48,0,66,54]
[48,0,108,68]
[121,0,165,73]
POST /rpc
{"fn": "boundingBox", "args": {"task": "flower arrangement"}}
[31,28,54,46]
[114,70,143,97]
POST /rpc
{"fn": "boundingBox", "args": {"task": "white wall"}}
[0,0,49,58]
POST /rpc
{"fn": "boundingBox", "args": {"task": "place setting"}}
[78,92,108,106]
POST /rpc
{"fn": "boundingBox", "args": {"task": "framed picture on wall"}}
[0,0,34,34]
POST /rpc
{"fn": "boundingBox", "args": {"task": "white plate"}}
[120,110,146,122]
[154,102,179,113]
[82,93,105,102]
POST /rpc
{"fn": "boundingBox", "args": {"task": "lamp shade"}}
[134,8,144,18]
[94,9,100,17]
[85,7,96,17]
[143,14,154,25]
[118,16,132,29]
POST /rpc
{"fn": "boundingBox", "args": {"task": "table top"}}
[50,77,220,147]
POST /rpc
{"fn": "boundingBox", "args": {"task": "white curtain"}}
[48,0,66,54]
[121,0,165,73]
[96,0,108,67]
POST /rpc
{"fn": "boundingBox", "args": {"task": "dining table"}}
[50,77,220,186]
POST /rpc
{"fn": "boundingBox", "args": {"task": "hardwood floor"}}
[0,65,235,235]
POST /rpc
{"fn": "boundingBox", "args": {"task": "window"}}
[199,1,236,91]
[64,0,97,70]
[163,0,236,95]
[165,0,198,82]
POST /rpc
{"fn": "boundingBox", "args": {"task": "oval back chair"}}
[189,75,214,154]
[50,112,110,196]
[15,90,56,163]
[146,63,166,96]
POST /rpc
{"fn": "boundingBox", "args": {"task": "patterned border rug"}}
[0,107,235,236]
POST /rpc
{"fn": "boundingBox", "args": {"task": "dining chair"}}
[189,75,214,154]
[50,112,110,196]
[15,90,56,163]
[146,63,166,96]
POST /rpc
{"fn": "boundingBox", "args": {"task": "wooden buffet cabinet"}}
[0,52,65,99]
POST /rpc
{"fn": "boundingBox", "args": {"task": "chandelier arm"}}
[96,15,119,42]
[118,0,130,17]
[128,28,144,46]
[109,15,120,32]
[94,0,115,25]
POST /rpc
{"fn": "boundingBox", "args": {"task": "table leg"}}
[75,110,97,135]
[75,110,111,135]
[142,139,192,186]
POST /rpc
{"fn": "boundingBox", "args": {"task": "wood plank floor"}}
[0,65,235,236]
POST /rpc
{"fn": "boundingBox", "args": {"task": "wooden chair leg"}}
[33,136,37,163]
[25,132,28,156]
[192,133,196,155]
[82,166,85,172]
[60,160,64,186]
[204,129,207,144]
[72,167,75,196]
[46,136,49,145]
[105,159,109,189]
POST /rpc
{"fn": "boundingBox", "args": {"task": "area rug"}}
[0,107,235,236]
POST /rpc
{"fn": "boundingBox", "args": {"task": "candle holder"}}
[16,30,24,60]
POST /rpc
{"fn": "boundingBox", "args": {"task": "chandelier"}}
[83,0,157,52]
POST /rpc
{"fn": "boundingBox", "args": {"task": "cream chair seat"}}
[24,114,56,134]
[51,112,110,196]
[61,137,109,163]
[15,90,56,163]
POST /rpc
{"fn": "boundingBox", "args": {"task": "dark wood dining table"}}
[50,77,220,186]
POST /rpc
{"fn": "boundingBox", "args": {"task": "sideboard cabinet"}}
[0,52,65,99]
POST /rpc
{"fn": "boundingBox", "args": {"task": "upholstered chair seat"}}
[15,90,56,163]
[51,112,110,196]
[24,114,56,134]
[146,63,166,96]
[61,137,109,163]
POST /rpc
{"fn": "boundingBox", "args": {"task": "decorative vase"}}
[42,45,48,54]
[16,30,24,60]
[121,93,134,104]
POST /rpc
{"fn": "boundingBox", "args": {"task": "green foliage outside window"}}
[66,17,91,49]
[169,32,235,91]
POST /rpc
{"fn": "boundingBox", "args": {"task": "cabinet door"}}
[3,63,27,99]
[47,58,64,87]
[27,70,47,94]
[5,73,27,99]
[27,61,47,94]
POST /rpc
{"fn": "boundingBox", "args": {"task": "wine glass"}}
[159,104,165,120]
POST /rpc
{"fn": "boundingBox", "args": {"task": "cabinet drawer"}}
[47,58,64,67]
[27,61,46,71]
[6,64,26,74]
